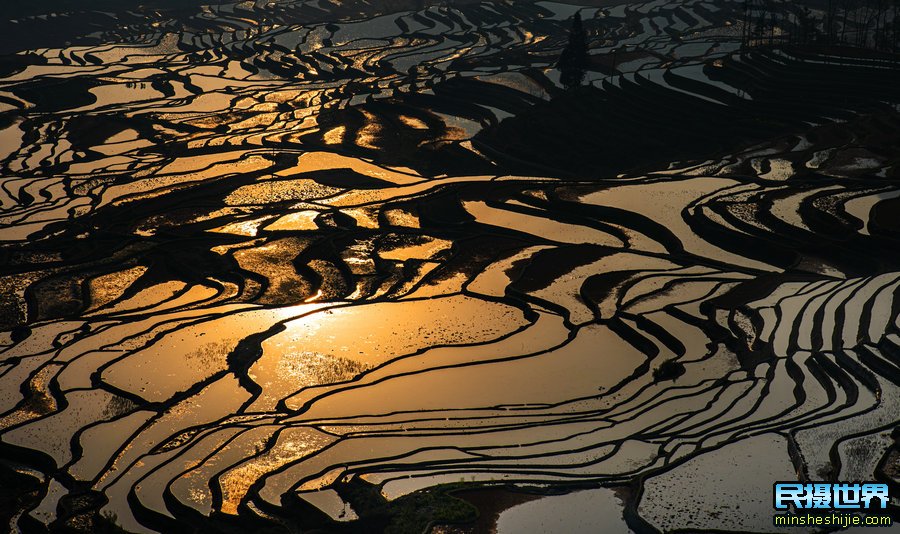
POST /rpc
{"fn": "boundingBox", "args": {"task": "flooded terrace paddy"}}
[0,0,899,532]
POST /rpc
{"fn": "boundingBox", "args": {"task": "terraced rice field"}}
[0,0,898,532]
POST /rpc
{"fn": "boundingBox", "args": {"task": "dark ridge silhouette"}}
[476,48,900,178]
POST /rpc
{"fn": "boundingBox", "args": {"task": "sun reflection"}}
[303,289,324,303]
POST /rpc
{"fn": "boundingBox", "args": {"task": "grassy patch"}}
[336,478,477,533]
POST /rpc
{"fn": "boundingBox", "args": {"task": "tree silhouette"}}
[557,13,589,90]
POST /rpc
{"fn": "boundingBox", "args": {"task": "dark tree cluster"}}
[741,0,900,53]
